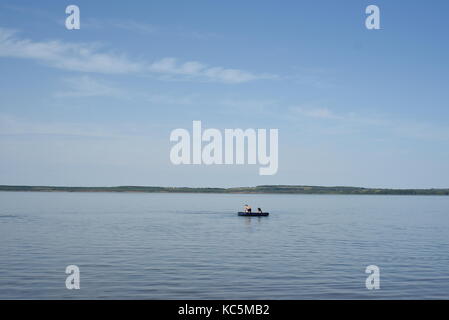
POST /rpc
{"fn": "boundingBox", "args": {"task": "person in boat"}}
[244,204,252,213]
[257,208,263,214]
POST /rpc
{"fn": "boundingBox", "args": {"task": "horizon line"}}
[1,184,449,196]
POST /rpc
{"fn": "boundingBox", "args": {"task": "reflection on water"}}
[1,192,449,299]
[243,216,265,226]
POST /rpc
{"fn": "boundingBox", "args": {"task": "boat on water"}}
[238,212,269,217]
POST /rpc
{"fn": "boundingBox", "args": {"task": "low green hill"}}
[1,185,448,195]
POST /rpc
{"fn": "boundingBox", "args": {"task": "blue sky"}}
[0,0,449,188]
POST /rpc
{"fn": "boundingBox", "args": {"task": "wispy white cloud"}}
[148,57,276,83]
[0,28,274,83]
[0,28,141,74]
[216,98,280,115]
[0,113,116,138]
[54,76,123,98]
[0,113,166,139]
[286,104,449,141]
[143,92,196,105]
[290,106,342,119]
[111,20,158,34]
[84,17,219,40]
[63,17,157,35]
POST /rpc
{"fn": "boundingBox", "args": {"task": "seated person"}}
[257,208,263,213]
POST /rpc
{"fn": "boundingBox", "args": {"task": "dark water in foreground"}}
[0,192,449,299]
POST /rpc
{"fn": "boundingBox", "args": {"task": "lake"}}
[1,192,448,299]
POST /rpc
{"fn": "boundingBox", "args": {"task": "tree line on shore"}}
[1,185,448,195]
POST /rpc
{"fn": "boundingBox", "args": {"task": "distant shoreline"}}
[1,185,448,195]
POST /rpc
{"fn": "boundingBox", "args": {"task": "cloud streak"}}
[54,76,124,98]
[0,28,141,74]
[286,105,449,142]
[0,28,274,83]
[148,57,276,83]
[290,106,342,119]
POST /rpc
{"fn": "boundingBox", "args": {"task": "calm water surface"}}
[1,192,448,299]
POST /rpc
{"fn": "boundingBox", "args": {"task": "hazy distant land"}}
[0,185,448,195]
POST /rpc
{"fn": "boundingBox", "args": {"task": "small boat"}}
[238,212,269,217]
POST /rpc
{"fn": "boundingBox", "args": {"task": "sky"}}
[0,0,449,188]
